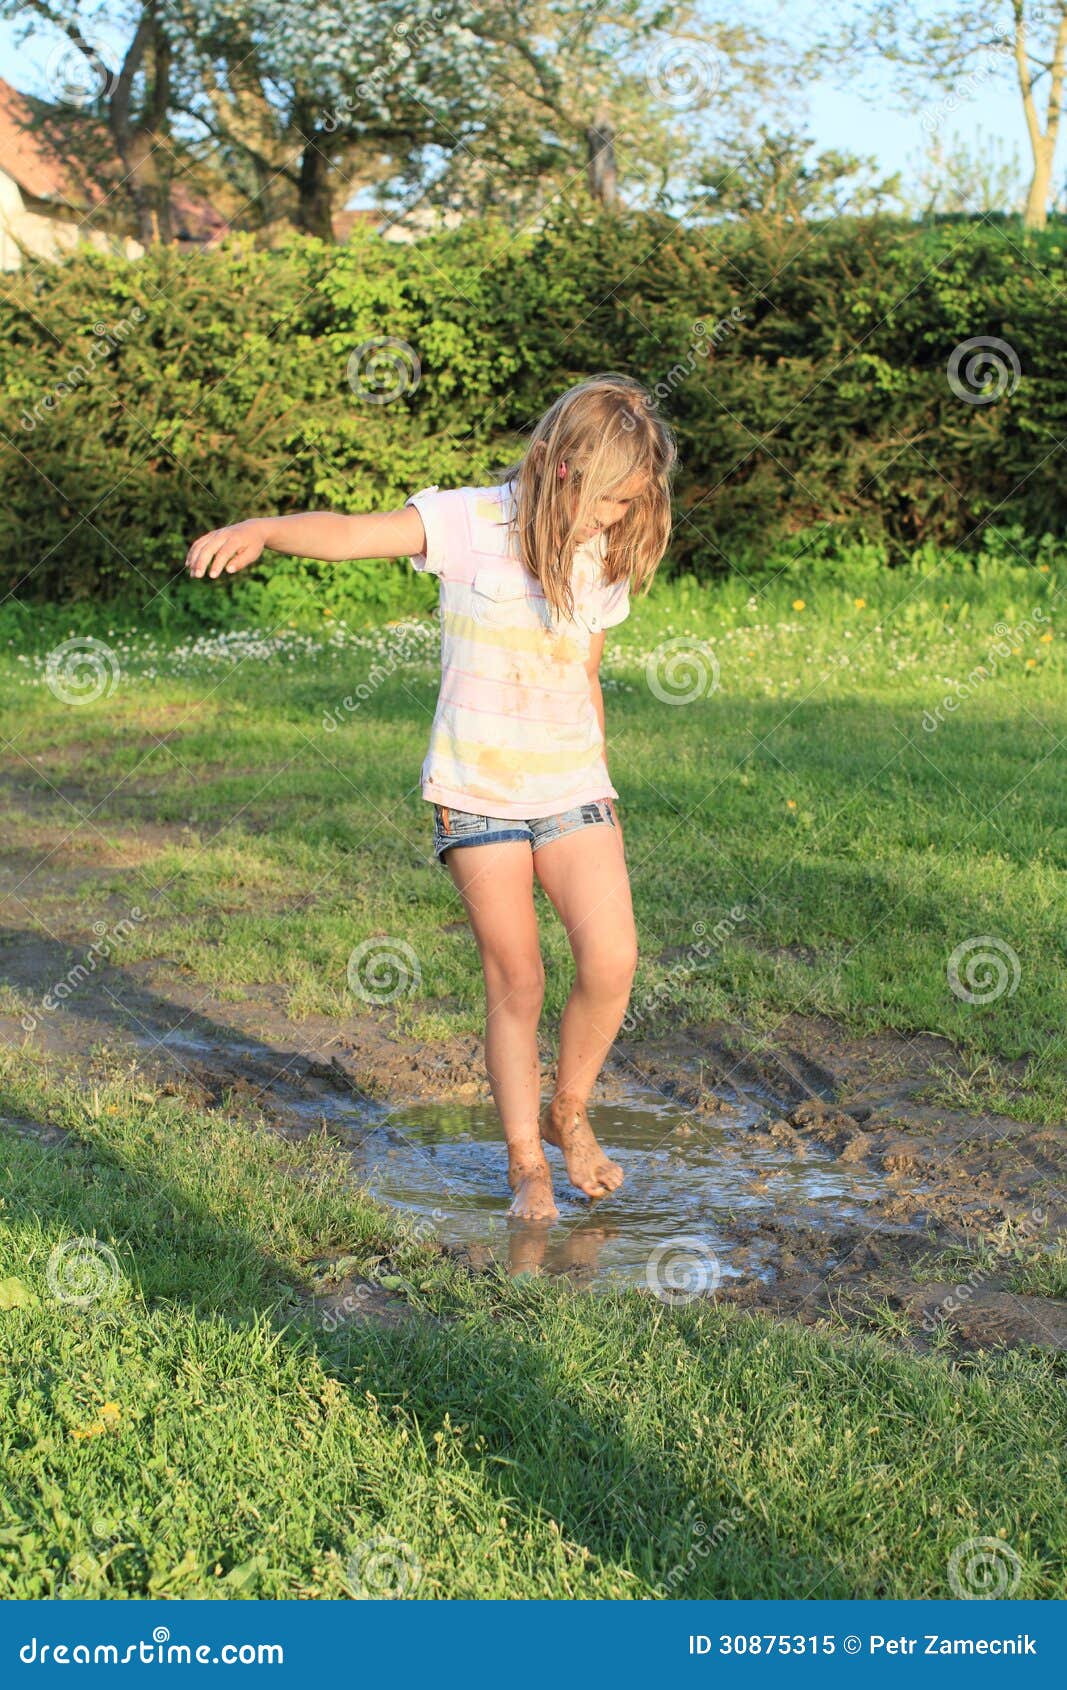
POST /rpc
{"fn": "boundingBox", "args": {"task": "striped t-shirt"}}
[403,480,631,820]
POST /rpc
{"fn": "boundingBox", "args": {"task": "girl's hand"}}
[186,519,267,579]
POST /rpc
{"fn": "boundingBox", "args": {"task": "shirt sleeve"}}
[403,484,462,579]
[598,573,631,628]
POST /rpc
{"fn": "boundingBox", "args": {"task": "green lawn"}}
[1,543,1065,1597]
[1,1053,1063,1599]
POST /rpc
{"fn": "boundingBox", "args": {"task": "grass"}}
[1,539,1066,1597]
[1,1050,1063,1599]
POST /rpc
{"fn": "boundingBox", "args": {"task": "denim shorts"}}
[431,797,616,866]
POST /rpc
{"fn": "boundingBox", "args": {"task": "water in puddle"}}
[334,1086,885,1293]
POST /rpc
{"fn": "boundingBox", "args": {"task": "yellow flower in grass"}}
[1040,631,1053,642]
[1026,658,1036,668]
[792,598,805,611]
[854,596,866,608]
[786,799,797,809]
[72,1402,122,1440]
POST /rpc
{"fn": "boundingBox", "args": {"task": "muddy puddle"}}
[296,1085,887,1292]
[2,925,1063,1352]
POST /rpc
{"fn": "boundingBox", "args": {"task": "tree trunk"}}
[295,134,336,239]
[1023,146,1052,229]
[587,119,618,207]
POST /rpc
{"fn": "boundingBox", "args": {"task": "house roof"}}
[0,75,108,208]
[0,75,230,240]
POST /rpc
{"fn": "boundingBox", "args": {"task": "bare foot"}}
[541,1094,624,1200]
[507,1152,560,1221]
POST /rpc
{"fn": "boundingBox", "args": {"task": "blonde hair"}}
[491,373,677,622]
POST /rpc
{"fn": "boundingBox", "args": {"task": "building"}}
[0,77,229,270]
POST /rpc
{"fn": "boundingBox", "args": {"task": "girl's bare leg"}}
[532,819,636,1198]
[444,840,558,1220]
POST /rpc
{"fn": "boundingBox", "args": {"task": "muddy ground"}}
[2,800,1064,1360]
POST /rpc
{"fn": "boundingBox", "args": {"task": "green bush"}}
[2,209,1065,621]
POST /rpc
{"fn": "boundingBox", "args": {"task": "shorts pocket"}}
[436,805,489,838]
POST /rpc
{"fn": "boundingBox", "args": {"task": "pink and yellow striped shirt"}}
[404,480,631,820]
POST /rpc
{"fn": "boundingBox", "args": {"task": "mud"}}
[1,807,1064,1359]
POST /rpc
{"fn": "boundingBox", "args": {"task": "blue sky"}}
[0,11,1036,212]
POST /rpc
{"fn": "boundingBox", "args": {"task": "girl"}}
[186,373,677,1222]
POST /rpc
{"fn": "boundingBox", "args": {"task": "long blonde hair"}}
[491,373,677,622]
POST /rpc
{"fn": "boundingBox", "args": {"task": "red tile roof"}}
[0,76,230,240]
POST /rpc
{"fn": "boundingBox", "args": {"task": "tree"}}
[688,124,902,223]
[827,1,1067,231]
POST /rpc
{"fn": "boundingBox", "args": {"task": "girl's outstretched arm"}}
[185,506,427,579]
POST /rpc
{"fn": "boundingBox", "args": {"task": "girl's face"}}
[572,469,649,540]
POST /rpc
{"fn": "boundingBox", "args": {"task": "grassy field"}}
[1,541,1065,1597]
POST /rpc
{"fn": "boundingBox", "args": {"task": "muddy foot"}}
[541,1093,624,1200]
[507,1153,559,1221]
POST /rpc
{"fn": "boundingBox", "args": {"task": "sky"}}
[0,9,1038,215]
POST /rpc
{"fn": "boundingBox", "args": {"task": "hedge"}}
[2,207,1065,616]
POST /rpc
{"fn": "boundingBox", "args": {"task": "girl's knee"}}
[485,958,545,1016]
[577,939,638,997]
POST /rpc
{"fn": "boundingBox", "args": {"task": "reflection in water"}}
[332,1088,884,1292]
